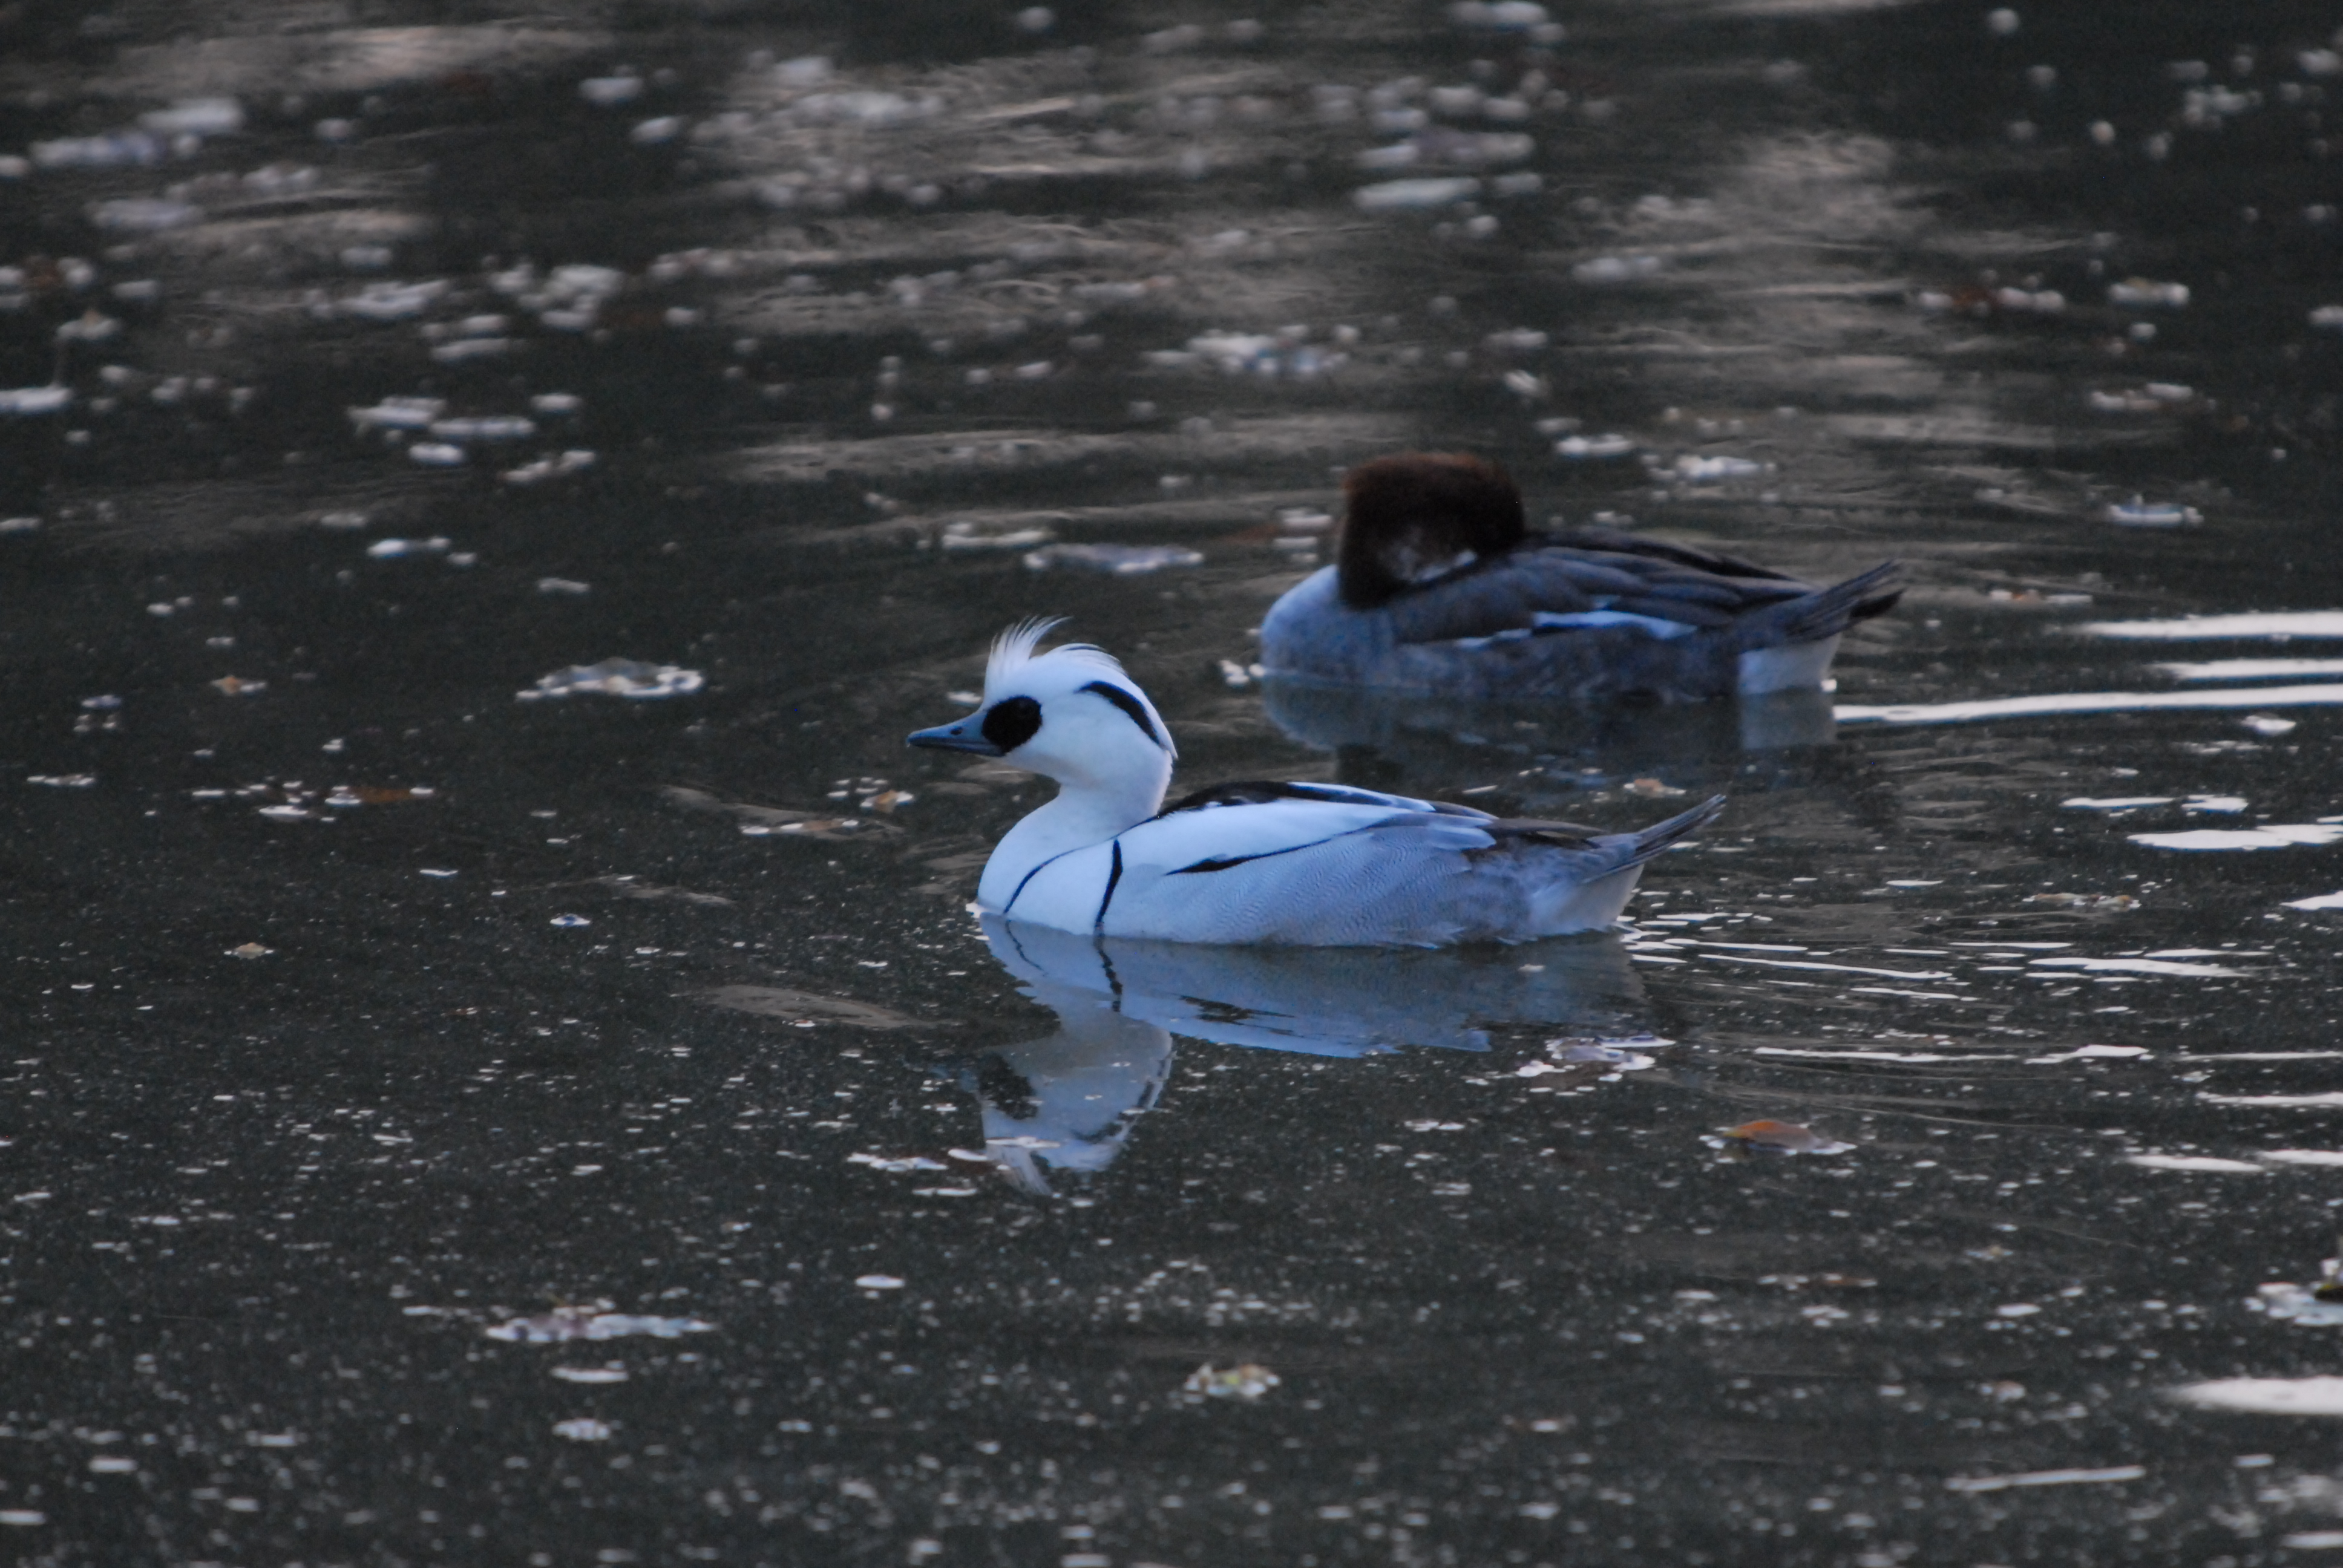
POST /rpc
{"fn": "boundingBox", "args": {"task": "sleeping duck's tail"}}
[1742,561,1904,648]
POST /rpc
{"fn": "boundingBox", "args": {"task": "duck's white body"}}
[910,621,1724,948]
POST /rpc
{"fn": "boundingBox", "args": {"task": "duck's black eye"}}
[981,695,1042,753]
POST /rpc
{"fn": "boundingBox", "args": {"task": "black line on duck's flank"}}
[1095,839,1124,932]
[981,694,1041,753]
[1001,843,1081,916]
[1172,841,1316,875]
[1081,681,1165,750]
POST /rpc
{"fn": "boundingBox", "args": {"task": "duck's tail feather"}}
[1742,561,1902,648]
[1509,795,1725,935]
[1608,794,1728,869]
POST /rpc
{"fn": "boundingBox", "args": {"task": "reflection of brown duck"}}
[1260,453,1902,702]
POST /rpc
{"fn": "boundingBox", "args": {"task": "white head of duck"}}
[909,619,1725,947]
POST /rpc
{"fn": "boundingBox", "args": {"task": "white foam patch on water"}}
[2177,1377,2343,1416]
[2131,825,2343,852]
[2087,612,2343,640]
[2159,658,2343,680]
[1838,683,2343,726]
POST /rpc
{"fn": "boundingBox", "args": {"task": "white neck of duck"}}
[981,751,1172,906]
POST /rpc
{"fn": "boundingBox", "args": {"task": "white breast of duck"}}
[909,619,1726,947]
[1259,452,1902,701]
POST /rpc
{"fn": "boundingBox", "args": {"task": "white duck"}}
[908,620,1725,947]
[1260,452,1903,702]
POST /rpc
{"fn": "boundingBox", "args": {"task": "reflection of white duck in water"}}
[908,620,1724,946]
[963,912,1650,1192]
[1259,452,1903,702]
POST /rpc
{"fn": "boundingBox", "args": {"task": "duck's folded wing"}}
[1162,779,1490,818]
[1384,541,1827,646]
[1125,797,1495,875]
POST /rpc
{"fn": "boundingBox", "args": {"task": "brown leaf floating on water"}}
[1717,1119,1853,1155]
[659,785,899,839]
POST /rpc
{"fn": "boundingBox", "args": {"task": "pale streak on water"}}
[5,2,2343,1563]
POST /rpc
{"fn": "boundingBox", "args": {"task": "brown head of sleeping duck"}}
[1260,451,1902,702]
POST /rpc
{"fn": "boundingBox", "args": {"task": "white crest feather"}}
[985,617,1132,692]
[982,618,1175,760]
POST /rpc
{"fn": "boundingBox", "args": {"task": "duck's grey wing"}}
[1380,558,1589,644]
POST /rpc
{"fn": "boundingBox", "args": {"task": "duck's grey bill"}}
[906,722,1003,756]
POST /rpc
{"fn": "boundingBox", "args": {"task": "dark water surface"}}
[8,2,2343,1564]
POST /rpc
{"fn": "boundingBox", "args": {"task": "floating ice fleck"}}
[427,416,534,443]
[2108,278,2189,308]
[1674,454,1765,480]
[2126,1153,2264,1172]
[1573,255,1665,284]
[2178,1377,2343,1416]
[1022,543,1202,575]
[27,774,96,788]
[31,132,161,169]
[848,1153,950,1173]
[2063,796,2174,811]
[2036,954,2247,978]
[0,516,39,533]
[1450,1,1554,31]
[536,578,590,596]
[0,387,71,415]
[549,1365,628,1384]
[408,443,465,466]
[88,198,202,232]
[1555,433,1636,459]
[1947,1466,2143,1494]
[336,280,450,322]
[578,76,643,107]
[940,521,1054,552]
[429,338,513,364]
[1354,177,1481,211]
[2089,612,2343,640]
[2106,497,2200,527]
[2157,658,2343,681]
[517,659,704,701]
[549,915,592,928]
[347,397,445,431]
[502,451,597,485]
[855,1275,905,1290]
[2286,891,2343,910]
[486,1310,713,1342]
[552,1419,612,1441]
[365,537,451,558]
[1839,684,2343,727]
[139,98,244,136]
[2129,825,2343,852]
